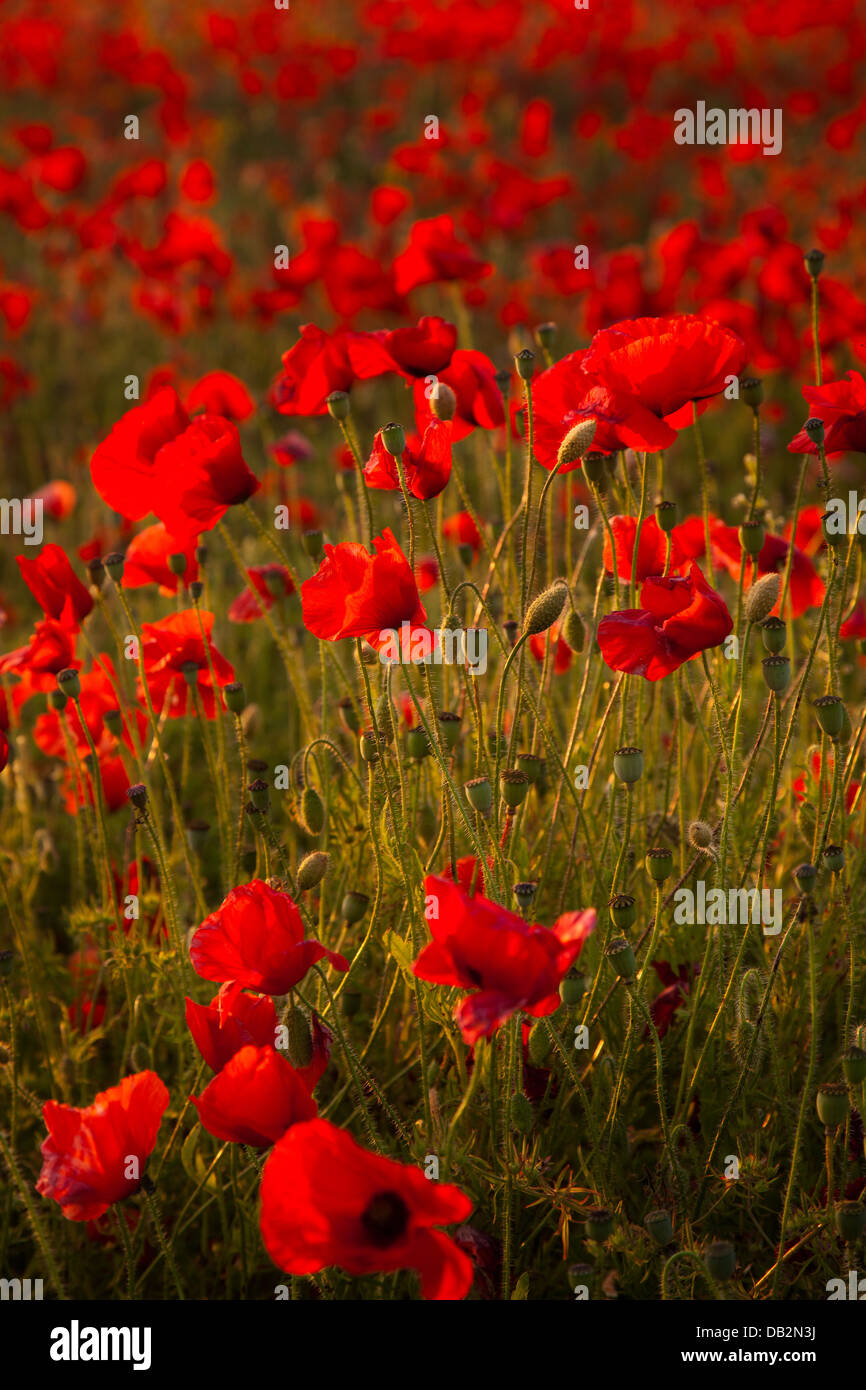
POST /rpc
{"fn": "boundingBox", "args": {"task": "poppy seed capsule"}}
[248,778,269,811]
[56,667,81,699]
[167,551,187,576]
[516,752,544,784]
[559,970,586,1005]
[186,819,210,851]
[465,776,492,814]
[297,851,329,892]
[585,1208,614,1241]
[609,893,636,930]
[582,450,607,487]
[606,936,637,980]
[761,615,787,653]
[843,1046,866,1085]
[223,681,246,713]
[302,530,324,560]
[646,846,673,882]
[614,746,643,784]
[814,694,845,738]
[823,844,845,874]
[326,390,350,421]
[126,783,148,810]
[48,688,68,711]
[803,416,825,446]
[744,573,781,625]
[512,881,537,909]
[762,655,791,693]
[514,347,535,381]
[494,367,512,396]
[500,770,530,808]
[195,543,208,565]
[535,321,557,350]
[429,381,457,421]
[556,418,597,470]
[524,582,567,636]
[380,421,406,457]
[103,551,125,582]
[88,556,105,584]
[794,862,817,891]
[804,247,825,278]
[739,520,765,559]
[341,890,370,925]
[284,1006,314,1069]
[406,727,431,760]
[655,499,677,533]
[816,1082,849,1127]
[300,786,325,836]
[437,711,461,750]
[103,707,123,733]
[741,377,764,409]
[834,1201,866,1243]
[644,1209,674,1246]
[704,1241,736,1282]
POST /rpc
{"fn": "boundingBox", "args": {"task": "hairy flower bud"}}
[556,418,597,470]
[744,573,780,624]
[429,381,457,421]
[524,582,567,636]
[297,851,330,892]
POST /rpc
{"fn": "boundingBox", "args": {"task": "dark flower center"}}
[361,1190,410,1248]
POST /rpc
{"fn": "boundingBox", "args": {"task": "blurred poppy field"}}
[2,0,866,1306]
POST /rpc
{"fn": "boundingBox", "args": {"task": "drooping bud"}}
[561,606,585,653]
[688,820,714,852]
[341,890,369,924]
[556,418,596,470]
[429,381,457,421]
[300,785,325,835]
[744,573,780,624]
[524,582,567,636]
[297,851,330,892]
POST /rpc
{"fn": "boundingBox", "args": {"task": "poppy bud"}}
[337,696,360,735]
[535,322,557,351]
[559,606,584,654]
[326,391,350,421]
[494,367,512,396]
[167,552,187,576]
[223,681,246,713]
[813,694,845,738]
[429,381,457,421]
[688,820,714,852]
[514,348,535,381]
[794,862,817,891]
[297,851,329,892]
[704,1241,736,1282]
[582,451,607,487]
[655,499,677,533]
[644,1209,673,1246]
[740,377,763,409]
[739,520,765,559]
[500,770,530,808]
[528,1019,552,1064]
[465,776,492,814]
[249,777,269,811]
[512,880,537,909]
[48,688,68,711]
[56,668,81,699]
[359,730,379,763]
[559,971,586,1005]
[843,1046,866,1085]
[646,846,673,882]
[381,422,406,457]
[803,417,825,446]
[284,1006,314,1069]
[761,616,786,653]
[744,573,780,624]
[804,248,825,279]
[834,1201,866,1243]
[186,819,210,851]
[300,785,325,835]
[406,727,431,760]
[375,693,395,745]
[614,746,643,784]
[126,783,148,810]
[104,551,125,582]
[556,418,597,470]
[516,752,544,784]
[609,893,636,930]
[511,1093,535,1133]
[823,844,845,874]
[341,890,369,924]
[524,582,567,636]
[762,655,790,693]
[816,1082,849,1127]
[584,1208,614,1241]
[355,641,378,667]
[302,530,325,560]
[606,936,637,980]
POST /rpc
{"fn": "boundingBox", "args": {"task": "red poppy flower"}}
[192,1045,317,1147]
[787,371,866,455]
[374,316,456,377]
[597,563,733,681]
[442,511,482,555]
[228,565,295,622]
[270,324,397,416]
[529,350,678,469]
[602,514,688,584]
[190,878,348,996]
[122,524,200,594]
[0,615,78,705]
[186,370,255,422]
[185,988,278,1072]
[90,388,191,521]
[150,414,259,541]
[37,1071,169,1222]
[414,556,440,593]
[29,480,76,521]
[139,609,234,717]
[17,544,93,627]
[260,1118,473,1300]
[793,750,859,816]
[582,315,748,429]
[413,875,596,1045]
[364,421,452,501]
[394,215,492,296]
[301,528,427,649]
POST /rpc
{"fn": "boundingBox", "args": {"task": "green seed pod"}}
[514,348,536,381]
[834,1201,866,1243]
[167,551,187,577]
[437,711,461,750]
[126,783,148,811]
[326,390,350,421]
[465,776,492,814]
[380,421,406,457]
[559,971,587,1005]
[300,785,325,835]
[103,551,125,583]
[535,321,557,351]
[48,688,68,711]
[804,248,825,279]
[585,1208,614,1242]
[186,819,210,851]
[248,777,269,811]
[606,936,637,981]
[646,846,673,882]
[284,1006,314,1068]
[527,1019,552,1065]
[842,1047,866,1085]
[297,851,329,892]
[744,573,780,625]
[816,1082,849,1127]
[406,727,431,760]
[512,881,537,910]
[56,667,81,700]
[803,416,825,446]
[655,499,677,533]
[524,582,567,636]
[740,377,764,409]
[823,844,845,874]
[762,655,791,693]
[609,894,636,930]
[739,520,765,559]
[704,1240,736,1282]
[813,694,845,738]
[761,616,787,653]
[582,451,607,487]
[644,1209,673,1246]
[223,681,246,713]
[613,745,643,784]
[500,769,530,809]
[302,530,325,560]
[794,862,817,892]
[511,1093,535,1134]
[341,890,369,924]
[516,752,544,784]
